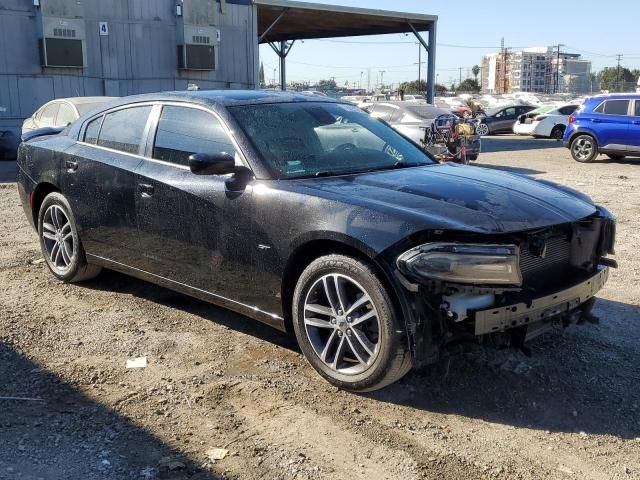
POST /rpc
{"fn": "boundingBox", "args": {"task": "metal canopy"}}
[255,0,438,102]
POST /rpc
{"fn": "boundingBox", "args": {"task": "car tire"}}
[606,154,625,161]
[37,192,102,282]
[570,135,598,163]
[476,123,489,136]
[292,254,412,392]
[467,154,479,161]
[550,125,565,140]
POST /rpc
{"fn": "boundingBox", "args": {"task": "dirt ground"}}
[1,136,639,480]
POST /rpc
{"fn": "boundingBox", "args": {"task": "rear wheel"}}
[550,125,565,140]
[607,154,625,161]
[570,135,598,163]
[476,123,489,136]
[292,254,411,392]
[38,192,102,282]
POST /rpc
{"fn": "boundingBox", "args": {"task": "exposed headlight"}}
[397,243,522,286]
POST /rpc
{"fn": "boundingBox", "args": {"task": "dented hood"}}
[293,163,597,233]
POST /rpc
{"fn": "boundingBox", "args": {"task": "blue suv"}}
[564,94,640,162]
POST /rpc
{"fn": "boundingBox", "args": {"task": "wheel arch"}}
[568,129,598,147]
[31,182,60,227]
[280,237,407,336]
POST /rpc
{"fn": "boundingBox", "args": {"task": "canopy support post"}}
[268,40,295,91]
[408,22,436,104]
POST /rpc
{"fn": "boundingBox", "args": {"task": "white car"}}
[513,104,579,139]
[22,97,117,135]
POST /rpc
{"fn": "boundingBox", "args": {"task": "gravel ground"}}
[1,136,639,480]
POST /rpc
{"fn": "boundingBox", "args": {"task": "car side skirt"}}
[86,253,287,332]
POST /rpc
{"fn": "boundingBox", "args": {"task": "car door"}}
[590,99,631,148]
[134,103,257,303]
[492,107,517,132]
[61,104,152,265]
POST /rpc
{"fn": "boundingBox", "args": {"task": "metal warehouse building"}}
[0,0,437,140]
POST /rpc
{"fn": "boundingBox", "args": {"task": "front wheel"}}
[476,123,489,136]
[292,255,411,392]
[38,192,102,282]
[570,135,598,163]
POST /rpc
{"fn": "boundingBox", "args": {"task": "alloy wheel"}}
[476,123,489,136]
[41,205,74,273]
[303,274,381,375]
[572,137,594,161]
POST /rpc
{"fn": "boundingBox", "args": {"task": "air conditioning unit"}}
[37,1,86,68]
[177,0,219,71]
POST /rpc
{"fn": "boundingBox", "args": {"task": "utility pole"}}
[359,71,363,90]
[379,70,386,90]
[418,43,421,93]
[459,67,463,85]
[554,44,565,94]
[616,54,623,92]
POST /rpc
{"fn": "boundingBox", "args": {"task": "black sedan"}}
[476,104,536,136]
[17,91,616,392]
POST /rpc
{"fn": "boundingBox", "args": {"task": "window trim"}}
[78,101,157,159]
[594,99,632,116]
[142,101,250,171]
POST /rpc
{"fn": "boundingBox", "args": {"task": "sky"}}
[258,0,640,88]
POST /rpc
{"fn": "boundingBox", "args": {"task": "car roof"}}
[97,90,347,110]
[46,97,118,106]
[588,93,640,101]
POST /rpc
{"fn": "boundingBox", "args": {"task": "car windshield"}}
[228,102,435,179]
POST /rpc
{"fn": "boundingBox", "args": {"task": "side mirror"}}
[188,152,236,176]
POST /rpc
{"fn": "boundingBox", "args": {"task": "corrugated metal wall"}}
[0,0,257,132]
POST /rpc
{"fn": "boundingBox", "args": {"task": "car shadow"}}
[481,136,562,153]
[78,272,639,438]
[590,155,640,165]
[80,269,298,353]
[0,341,222,480]
[366,298,640,439]
[475,163,546,176]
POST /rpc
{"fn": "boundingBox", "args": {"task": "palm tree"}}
[472,65,481,83]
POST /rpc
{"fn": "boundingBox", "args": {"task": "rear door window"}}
[40,103,60,126]
[634,101,640,117]
[598,100,630,115]
[56,103,76,126]
[152,105,235,166]
[97,106,153,155]
[84,116,103,144]
[558,105,578,115]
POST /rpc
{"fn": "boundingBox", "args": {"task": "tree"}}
[472,65,481,82]
[597,66,636,92]
[398,79,427,94]
[259,62,265,87]
[457,78,481,93]
[317,79,337,90]
[435,83,448,96]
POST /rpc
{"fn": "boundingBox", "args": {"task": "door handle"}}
[590,119,601,123]
[138,184,155,197]
[65,159,78,171]
[632,120,640,125]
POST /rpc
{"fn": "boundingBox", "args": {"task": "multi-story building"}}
[481,47,592,95]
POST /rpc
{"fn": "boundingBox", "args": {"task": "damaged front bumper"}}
[473,267,608,336]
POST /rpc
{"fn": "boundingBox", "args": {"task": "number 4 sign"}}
[99,22,109,36]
